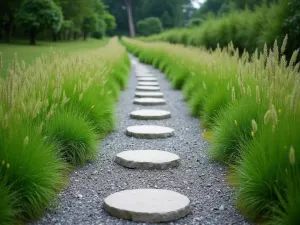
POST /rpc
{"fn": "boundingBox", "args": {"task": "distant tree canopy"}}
[193,0,277,19]
[137,17,163,36]
[103,0,193,36]
[0,0,116,44]
[16,0,63,44]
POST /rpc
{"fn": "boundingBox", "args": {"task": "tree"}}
[104,12,117,31]
[124,0,135,37]
[161,11,173,28]
[0,0,23,42]
[16,0,63,45]
[82,14,98,40]
[137,17,163,36]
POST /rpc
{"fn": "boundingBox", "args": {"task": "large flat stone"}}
[133,98,166,106]
[136,86,160,91]
[138,81,159,86]
[135,91,164,98]
[115,150,179,169]
[126,125,174,138]
[103,189,190,223]
[138,77,157,81]
[130,109,171,120]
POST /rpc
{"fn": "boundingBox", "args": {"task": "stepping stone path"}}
[136,86,160,91]
[103,61,189,223]
[126,125,174,139]
[137,81,159,86]
[133,98,166,106]
[135,91,164,98]
[104,189,190,223]
[36,57,249,225]
[115,150,180,169]
[130,109,171,120]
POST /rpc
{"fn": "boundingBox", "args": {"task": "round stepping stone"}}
[136,86,160,91]
[133,98,166,106]
[135,91,164,98]
[130,109,171,120]
[136,74,155,77]
[115,150,179,169]
[138,77,157,81]
[138,81,159,86]
[126,125,174,138]
[103,189,190,223]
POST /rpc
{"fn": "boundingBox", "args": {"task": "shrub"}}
[137,17,163,36]
[187,18,203,27]
[16,0,63,45]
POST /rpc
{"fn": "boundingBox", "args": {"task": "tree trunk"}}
[57,32,61,41]
[4,17,13,42]
[83,32,87,40]
[52,32,57,42]
[124,0,135,37]
[30,28,37,45]
[73,32,77,40]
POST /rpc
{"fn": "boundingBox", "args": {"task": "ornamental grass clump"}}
[0,37,130,223]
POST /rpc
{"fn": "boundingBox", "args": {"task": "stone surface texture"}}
[133,98,166,106]
[138,77,157,81]
[136,86,160,91]
[130,109,171,120]
[135,92,164,98]
[103,189,190,223]
[115,150,180,169]
[137,81,159,86]
[126,125,174,139]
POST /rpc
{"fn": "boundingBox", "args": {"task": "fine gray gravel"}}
[32,56,251,225]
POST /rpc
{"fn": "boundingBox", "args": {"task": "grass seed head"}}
[23,136,29,146]
[289,146,295,165]
[232,86,236,103]
[251,119,258,133]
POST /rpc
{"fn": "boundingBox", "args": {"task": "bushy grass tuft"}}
[201,84,231,128]
[210,96,264,162]
[44,109,97,166]
[0,183,18,225]
[0,119,66,220]
[233,113,300,220]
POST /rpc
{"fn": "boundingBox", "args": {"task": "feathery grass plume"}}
[264,110,271,125]
[247,85,251,96]
[289,146,295,165]
[273,40,279,64]
[271,104,278,131]
[281,35,288,54]
[232,86,236,103]
[23,136,29,146]
[252,119,258,133]
[202,81,207,90]
[256,85,260,104]
[289,49,299,68]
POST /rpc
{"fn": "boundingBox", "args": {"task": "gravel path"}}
[32,56,250,225]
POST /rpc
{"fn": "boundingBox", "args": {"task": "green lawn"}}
[0,38,108,76]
